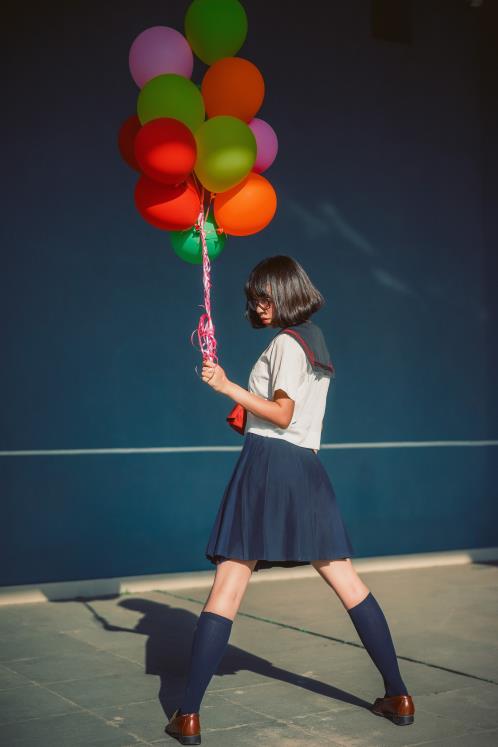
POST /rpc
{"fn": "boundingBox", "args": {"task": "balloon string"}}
[205,191,213,223]
[190,186,219,376]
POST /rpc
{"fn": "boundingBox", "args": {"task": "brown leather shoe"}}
[371,694,415,726]
[164,707,201,744]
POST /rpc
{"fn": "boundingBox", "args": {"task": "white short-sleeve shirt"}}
[246,333,331,450]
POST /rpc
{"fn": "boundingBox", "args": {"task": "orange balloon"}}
[213,172,277,236]
[201,57,264,122]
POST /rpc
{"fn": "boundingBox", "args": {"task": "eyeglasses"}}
[247,297,272,311]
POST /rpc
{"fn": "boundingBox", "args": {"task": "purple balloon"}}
[129,26,194,88]
[249,118,278,174]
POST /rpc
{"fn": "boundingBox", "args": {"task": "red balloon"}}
[118,114,141,171]
[134,117,197,185]
[134,176,201,231]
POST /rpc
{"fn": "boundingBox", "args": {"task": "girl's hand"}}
[201,358,229,394]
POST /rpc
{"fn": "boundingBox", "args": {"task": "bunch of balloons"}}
[118,0,278,364]
[118,0,278,267]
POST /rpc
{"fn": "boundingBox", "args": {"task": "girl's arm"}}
[223,380,294,429]
[201,358,294,429]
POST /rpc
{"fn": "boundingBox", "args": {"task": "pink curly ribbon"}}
[190,185,219,374]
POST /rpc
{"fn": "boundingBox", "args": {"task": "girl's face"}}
[254,283,275,325]
[255,297,274,325]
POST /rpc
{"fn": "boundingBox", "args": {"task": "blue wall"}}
[1,0,497,586]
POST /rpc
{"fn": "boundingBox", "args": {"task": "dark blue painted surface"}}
[1,1,497,585]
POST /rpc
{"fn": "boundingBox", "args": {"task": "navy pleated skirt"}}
[205,431,354,572]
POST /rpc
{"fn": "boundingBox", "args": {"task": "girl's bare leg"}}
[175,559,257,719]
[312,557,411,705]
[203,558,258,620]
[311,557,370,610]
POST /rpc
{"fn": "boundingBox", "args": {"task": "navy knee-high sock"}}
[347,592,408,697]
[179,610,233,715]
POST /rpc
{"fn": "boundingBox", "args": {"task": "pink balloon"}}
[129,26,194,88]
[249,118,278,173]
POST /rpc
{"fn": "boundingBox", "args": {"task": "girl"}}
[165,256,414,745]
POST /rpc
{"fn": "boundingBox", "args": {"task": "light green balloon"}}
[185,0,248,65]
[137,73,205,131]
[194,116,256,193]
[170,214,226,264]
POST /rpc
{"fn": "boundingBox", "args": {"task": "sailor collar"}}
[274,319,335,378]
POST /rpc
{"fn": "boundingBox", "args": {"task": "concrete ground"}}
[1,561,497,747]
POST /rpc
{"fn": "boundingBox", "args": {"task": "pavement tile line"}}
[207,695,346,744]
[158,590,498,689]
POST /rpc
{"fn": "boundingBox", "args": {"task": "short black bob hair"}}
[244,255,325,329]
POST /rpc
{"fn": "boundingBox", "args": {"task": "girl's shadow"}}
[80,595,372,719]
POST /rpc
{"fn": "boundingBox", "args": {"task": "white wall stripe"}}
[0,440,497,457]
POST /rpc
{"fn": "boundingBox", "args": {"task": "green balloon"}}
[185,0,248,65]
[137,74,205,131]
[195,116,256,193]
[170,214,226,264]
